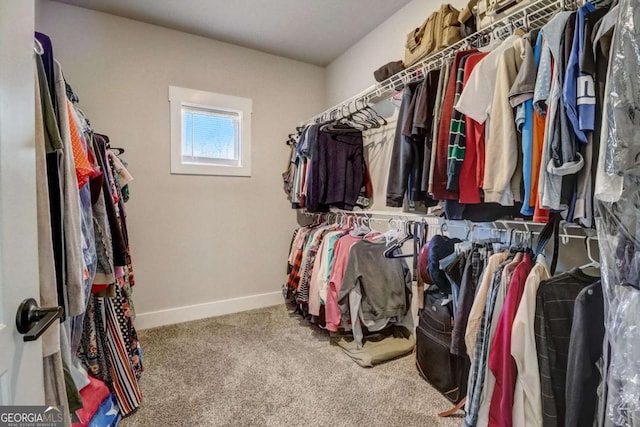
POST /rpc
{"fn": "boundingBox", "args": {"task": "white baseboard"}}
[134,291,283,330]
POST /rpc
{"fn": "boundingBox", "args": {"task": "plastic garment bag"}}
[594,1,640,425]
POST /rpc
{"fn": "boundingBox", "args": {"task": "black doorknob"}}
[15,298,63,342]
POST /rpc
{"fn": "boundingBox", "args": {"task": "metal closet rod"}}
[305,0,582,126]
[301,210,598,240]
[302,209,439,221]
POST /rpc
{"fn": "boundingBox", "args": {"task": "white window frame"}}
[169,86,252,177]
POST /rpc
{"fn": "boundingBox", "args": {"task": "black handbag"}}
[415,288,470,406]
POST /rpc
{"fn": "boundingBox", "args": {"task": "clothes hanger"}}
[368,104,388,127]
[356,99,381,129]
[286,133,297,146]
[359,98,387,128]
[34,38,44,56]
[320,105,364,134]
[507,228,530,253]
[346,102,374,130]
[374,218,402,244]
[350,216,371,236]
[578,236,601,272]
[384,220,415,258]
[340,213,354,230]
[351,100,378,129]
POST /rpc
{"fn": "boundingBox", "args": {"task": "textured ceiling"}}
[51,0,411,66]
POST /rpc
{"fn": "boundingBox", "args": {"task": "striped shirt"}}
[534,268,599,427]
[465,261,509,427]
[447,54,472,192]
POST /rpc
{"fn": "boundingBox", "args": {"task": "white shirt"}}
[455,35,522,124]
[362,106,399,210]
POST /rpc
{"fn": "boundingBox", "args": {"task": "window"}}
[169,86,252,176]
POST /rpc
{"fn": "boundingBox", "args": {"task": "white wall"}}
[35,0,325,328]
[325,0,468,106]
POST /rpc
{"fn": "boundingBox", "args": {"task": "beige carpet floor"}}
[120,304,464,427]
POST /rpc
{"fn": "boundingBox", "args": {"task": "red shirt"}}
[488,255,533,427]
[325,234,361,332]
[432,49,478,201]
[458,52,489,204]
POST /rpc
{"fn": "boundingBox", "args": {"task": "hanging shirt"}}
[433,49,478,201]
[386,76,439,208]
[458,52,489,204]
[511,255,550,427]
[538,12,584,211]
[446,54,472,192]
[338,239,412,348]
[363,107,398,210]
[301,127,321,209]
[428,60,452,195]
[325,234,361,331]
[67,101,94,189]
[308,230,344,316]
[464,260,510,427]
[465,251,510,360]
[386,82,421,207]
[317,130,364,211]
[484,38,527,206]
[286,226,315,292]
[535,268,600,427]
[572,6,610,228]
[452,247,486,356]
[565,281,604,427]
[563,2,596,143]
[477,252,525,427]
[414,69,441,195]
[530,33,550,223]
[456,35,521,125]
[297,226,336,304]
[488,255,534,427]
[54,60,86,317]
[509,32,540,216]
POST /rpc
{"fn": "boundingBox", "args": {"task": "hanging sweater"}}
[338,239,412,323]
[446,54,472,192]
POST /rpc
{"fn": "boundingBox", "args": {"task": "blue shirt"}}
[563,2,596,144]
[520,33,544,216]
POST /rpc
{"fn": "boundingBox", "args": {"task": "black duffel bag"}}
[415,287,469,406]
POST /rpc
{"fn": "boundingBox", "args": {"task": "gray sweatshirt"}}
[337,239,412,324]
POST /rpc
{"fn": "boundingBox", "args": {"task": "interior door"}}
[0,0,45,405]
